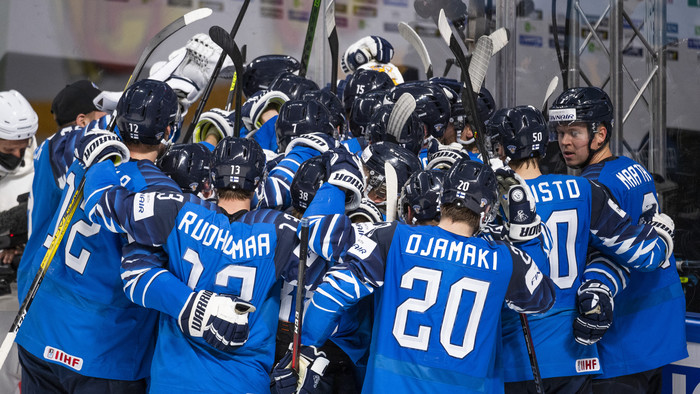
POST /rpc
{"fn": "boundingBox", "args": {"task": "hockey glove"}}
[193,108,235,143]
[341,35,394,73]
[573,280,614,345]
[348,198,384,223]
[75,129,130,168]
[241,90,290,131]
[179,290,256,353]
[285,132,339,156]
[639,204,675,266]
[322,147,365,211]
[426,140,469,170]
[271,345,332,394]
[495,168,541,241]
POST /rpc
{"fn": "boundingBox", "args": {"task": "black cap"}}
[51,80,102,126]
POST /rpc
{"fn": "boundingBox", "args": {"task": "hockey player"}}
[550,87,687,393]
[81,136,365,393]
[489,104,677,392]
[273,157,557,393]
[398,169,445,225]
[15,79,186,393]
[157,143,214,199]
[0,89,38,394]
[366,102,424,155]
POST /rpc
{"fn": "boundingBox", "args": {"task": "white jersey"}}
[0,137,34,213]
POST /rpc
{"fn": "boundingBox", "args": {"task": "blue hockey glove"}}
[179,290,256,353]
[341,36,394,73]
[271,345,332,394]
[495,168,541,241]
[321,147,365,211]
[573,280,614,345]
[75,129,129,168]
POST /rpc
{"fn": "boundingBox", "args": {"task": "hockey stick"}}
[299,0,323,77]
[181,0,251,143]
[541,76,560,112]
[0,10,216,369]
[208,26,245,136]
[437,9,490,161]
[398,22,433,79]
[107,7,213,132]
[326,1,339,94]
[292,218,310,371]
[384,163,398,222]
[467,27,508,93]
[520,313,545,393]
[387,93,416,140]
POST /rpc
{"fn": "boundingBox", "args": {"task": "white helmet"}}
[0,90,38,140]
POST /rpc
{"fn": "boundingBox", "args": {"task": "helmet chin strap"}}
[573,122,606,170]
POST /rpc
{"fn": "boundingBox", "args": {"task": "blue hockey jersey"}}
[16,152,179,380]
[302,222,556,394]
[582,156,687,378]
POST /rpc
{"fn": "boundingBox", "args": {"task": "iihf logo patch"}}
[507,145,517,154]
[576,358,600,373]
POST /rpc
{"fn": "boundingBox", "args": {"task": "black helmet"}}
[116,79,180,145]
[366,103,424,155]
[343,69,395,115]
[241,55,300,97]
[158,143,213,194]
[269,72,319,100]
[275,99,335,153]
[488,105,548,161]
[441,158,497,226]
[399,169,445,224]
[290,155,327,211]
[388,82,451,138]
[361,141,421,202]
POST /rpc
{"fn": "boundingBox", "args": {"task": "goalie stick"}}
[437,9,490,161]
[0,9,214,369]
[398,22,433,79]
[292,218,310,371]
[326,1,339,94]
[181,0,250,143]
[209,25,245,136]
[299,0,323,77]
[107,7,213,132]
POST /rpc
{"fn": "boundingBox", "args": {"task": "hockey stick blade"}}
[398,22,433,79]
[181,0,251,142]
[489,28,509,55]
[209,26,245,136]
[292,218,310,371]
[326,1,339,94]
[299,0,323,77]
[108,7,213,132]
[387,93,416,140]
[542,76,560,112]
[467,35,493,92]
[384,163,398,222]
[437,9,490,161]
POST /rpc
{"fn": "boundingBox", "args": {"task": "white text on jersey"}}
[405,234,498,270]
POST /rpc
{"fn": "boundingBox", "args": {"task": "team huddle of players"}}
[12,32,686,394]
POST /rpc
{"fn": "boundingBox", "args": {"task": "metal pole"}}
[495,0,516,108]
[610,0,624,156]
[567,0,581,88]
[651,0,667,205]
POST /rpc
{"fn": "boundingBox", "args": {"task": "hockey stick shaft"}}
[0,176,85,368]
[108,7,213,132]
[437,10,490,161]
[326,1,339,94]
[299,0,323,77]
[541,76,559,112]
[520,313,544,393]
[384,162,398,222]
[208,26,245,136]
[292,218,310,371]
[181,0,251,142]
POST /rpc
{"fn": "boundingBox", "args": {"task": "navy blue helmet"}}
[212,137,266,192]
[549,86,613,136]
[441,158,497,223]
[488,105,548,161]
[399,169,445,224]
[388,82,451,138]
[275,99,335,153]
[241,55,300,97]
[348,89,388,138]
[116,79,180,145]
[361,141,421,201]
[474,86,496,125]
[158,143,213,194]
[290,155,327,211]
[269,72,319,100]
[302,89,347,135]
[366,104,424,155]
[343,69,395,115]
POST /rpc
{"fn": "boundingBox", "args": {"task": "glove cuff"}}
[508,216,542,242]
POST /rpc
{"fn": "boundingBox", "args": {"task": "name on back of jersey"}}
[178,211,272,260]
[405,234,498,271]
[528,179,581,203]
[614,163,652,190]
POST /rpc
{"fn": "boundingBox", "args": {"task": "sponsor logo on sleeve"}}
[133,192,155,221]
[348,236,377,260]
